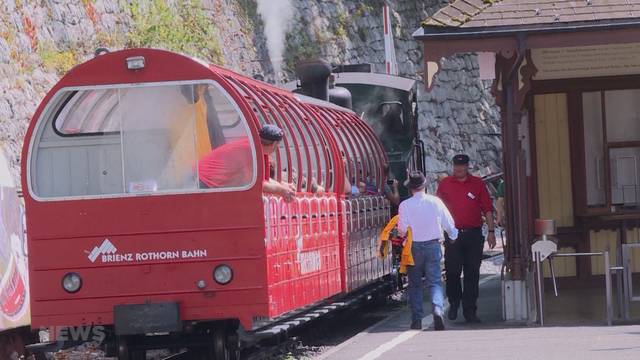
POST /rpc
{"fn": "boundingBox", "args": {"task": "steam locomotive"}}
[17,49,421,359]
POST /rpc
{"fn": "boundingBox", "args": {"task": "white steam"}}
[256,0,294,83]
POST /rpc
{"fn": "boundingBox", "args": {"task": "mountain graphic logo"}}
[87,239,117,263]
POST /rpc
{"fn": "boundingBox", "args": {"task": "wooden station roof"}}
[415,0,640,38]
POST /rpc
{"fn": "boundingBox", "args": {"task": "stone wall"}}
[0,0,501,186]
[419,56,501,179]
[0,0,270,184]
[282,0,502,181]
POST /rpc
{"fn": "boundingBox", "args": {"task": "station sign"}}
[532,42,640,80]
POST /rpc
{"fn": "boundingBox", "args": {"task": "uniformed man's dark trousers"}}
[444,228,484,317]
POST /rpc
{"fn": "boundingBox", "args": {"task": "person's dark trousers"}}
[444,228,484,318]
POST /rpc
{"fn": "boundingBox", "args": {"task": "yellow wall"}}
[585,229,640,275]
[543,246,577,278]
[589,230,618,275]
[534,94,574,227]
[624,228,640,273]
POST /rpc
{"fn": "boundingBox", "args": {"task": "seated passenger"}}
[311,178,325,194]
[288,167,325,194]
[350,178,359,196]
[357,181,367,195]
[383,163,400,207]
[340,152,353,195]
[198,124,295,201]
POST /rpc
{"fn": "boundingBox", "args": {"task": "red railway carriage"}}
[21,49,391,358]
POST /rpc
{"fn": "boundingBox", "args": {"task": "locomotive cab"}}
[23,49,392,358]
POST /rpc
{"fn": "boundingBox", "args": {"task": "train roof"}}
[293,93,356,114]
[281,72,417,93]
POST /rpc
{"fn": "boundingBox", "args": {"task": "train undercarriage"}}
[22,277,397,360]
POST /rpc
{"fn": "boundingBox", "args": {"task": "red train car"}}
[21,49,392,358]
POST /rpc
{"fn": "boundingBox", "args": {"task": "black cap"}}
[453,154,470,165]
[259,124,284,142]
[404,171,427,190]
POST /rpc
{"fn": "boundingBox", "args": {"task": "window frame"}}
[27,79,258,202]
[579,88,640,215]
[52,89,122,137]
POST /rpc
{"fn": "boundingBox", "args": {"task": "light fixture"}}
[197,280,206,289]
[126,56,145,70]
[62,272,82,293]
[213,265,233,285]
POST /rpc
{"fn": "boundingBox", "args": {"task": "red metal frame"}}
[21,49,389,333]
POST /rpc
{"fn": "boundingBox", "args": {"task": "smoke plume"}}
[256,0,294,83]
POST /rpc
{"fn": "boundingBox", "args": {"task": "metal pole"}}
[622,246,631,320]
[548,257,558,297]
[604,251,613,326]
[535,252,544,326]
[616,227,624,319]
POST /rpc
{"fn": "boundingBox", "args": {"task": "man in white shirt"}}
[398,171,458,330]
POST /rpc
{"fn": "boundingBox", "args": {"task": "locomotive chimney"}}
[295,59,332,102]
[328,75,353,110]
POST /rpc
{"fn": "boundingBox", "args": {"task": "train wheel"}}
[226,330,240,360]
[117,336,146,360]
[213,326,240,360]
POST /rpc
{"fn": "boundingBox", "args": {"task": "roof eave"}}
[413,18,640,40]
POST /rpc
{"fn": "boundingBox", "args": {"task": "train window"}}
[305,118,328,194]
[54,89,120,135]
[334,123,357,185]
[30,81,256,199]
[287,107,314,192]
[196,84,256,190]
[313,110,337,193]
[350,121,378,194]
[271,109,299,186]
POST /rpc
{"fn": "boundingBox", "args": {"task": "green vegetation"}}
[334,12,349,38]
[283,20,321,73]
[354,3,374,18]
[237,0,258,22]
[38,43,78,75]
[127,0,224,65]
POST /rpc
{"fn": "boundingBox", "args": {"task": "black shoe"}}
[410,320,422,330]
[433,314,445,331]
[447,305,459,320]
[464,313,482,323]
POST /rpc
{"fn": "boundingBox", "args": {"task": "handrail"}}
[320,196,330,235]
[353,199,361,231]
[364,196,373,228]
[263,196,270,244]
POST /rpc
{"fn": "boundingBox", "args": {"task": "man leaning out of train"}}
[198,124,296,201]
[398,171,458,331]
[258,125,297,201]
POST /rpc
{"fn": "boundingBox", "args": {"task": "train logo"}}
[295,233,321,274]
[87,239,117,262]
[87,239,208,264]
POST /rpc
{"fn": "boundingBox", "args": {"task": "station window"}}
[582,89,640,212]
[30,81,256,199]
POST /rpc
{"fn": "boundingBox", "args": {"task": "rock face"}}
[0,0,269,184]
[418,56,501,180]
[0,0,500,187]
[283,0,501,182]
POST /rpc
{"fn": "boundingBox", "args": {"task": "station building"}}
[414,0,640,323]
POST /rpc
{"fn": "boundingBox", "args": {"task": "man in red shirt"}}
[198,124,295,201]
[436,154,495,323]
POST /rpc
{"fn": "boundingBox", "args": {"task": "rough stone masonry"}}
[0,0,500,187]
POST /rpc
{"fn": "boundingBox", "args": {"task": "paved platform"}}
[316,257,640,360]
